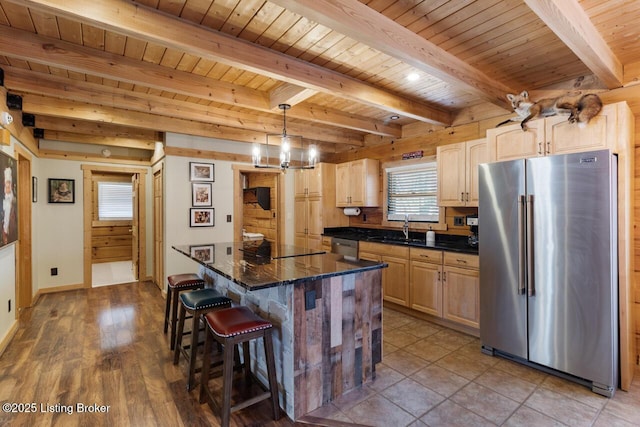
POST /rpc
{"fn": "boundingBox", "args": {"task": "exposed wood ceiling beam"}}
[41,131,156,150]
[0,26,398,137]
[5,67,364,146]
[524,0,623,88]
[34,116,162,142]
[269,84,317,110]
[271,0,515,110]
[22,94,344,152]
[12,0,451,125]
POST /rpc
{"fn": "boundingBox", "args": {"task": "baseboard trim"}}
[34,283,86,302]
[0,320,19,357]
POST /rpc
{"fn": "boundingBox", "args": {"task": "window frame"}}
[93,178,134,226]
[381,157,447,231]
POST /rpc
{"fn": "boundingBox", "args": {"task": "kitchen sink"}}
[366,236,425,244]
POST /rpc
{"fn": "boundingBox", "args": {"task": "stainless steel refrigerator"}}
[478,149,618,397]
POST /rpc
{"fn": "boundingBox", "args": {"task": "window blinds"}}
[386,161,439,222]
[98,182,133,220]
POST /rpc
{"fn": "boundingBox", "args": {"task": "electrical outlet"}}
[51,267,58,276]
[226,214,232,222]
[454,216,464,226]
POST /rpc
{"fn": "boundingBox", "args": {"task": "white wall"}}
[164,134,240,278]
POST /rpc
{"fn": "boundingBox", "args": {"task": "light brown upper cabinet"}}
[486,103,620,162]
[437,138,487,207]
[335,158,380,207]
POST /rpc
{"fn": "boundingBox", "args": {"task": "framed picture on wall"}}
[0,150,18,248]
[190,244,214,263]
[189,162,214,182]
[192,182,212,207]
[190,208,214,227]
[48,178,75,203]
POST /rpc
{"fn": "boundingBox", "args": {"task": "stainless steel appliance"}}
[331,237,358,259]
[478,149,618,397]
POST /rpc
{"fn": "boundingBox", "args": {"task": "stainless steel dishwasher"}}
[330,237,358,259]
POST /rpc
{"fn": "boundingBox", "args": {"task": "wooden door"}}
[382,255,409,307]
[348,160,365,206]
[465,139,488,207]
[437,142,465,206]
[153,168,163,290]
[487,120,544,162]
[293,198,308,249]
[547,103,614,155]
[442,265,479,329]
[410,260,442,317]
[335,162,350,206]
[131,174,139,280]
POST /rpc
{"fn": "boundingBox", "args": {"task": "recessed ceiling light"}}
[406,73,420,82]
[390,115,400,120]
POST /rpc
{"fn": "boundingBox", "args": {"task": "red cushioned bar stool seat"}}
[199,306,280,427]
[164,273,205,350]
[173,288,232,391]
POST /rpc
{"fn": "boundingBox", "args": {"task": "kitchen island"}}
[172,240,386,419]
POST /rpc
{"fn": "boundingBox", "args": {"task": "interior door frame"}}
[232,164,284,244]
[14,145,32,312]
[82,164,148,288]
[152,162,164,290]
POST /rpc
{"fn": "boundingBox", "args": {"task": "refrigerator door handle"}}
[518,195,526,295]
[526,194,535,297]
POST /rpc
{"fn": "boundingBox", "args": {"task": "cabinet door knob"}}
[461,192,464,201]
[546,141,551,155]
[443,272,446,282]
[438,271,441,281]
[538,142,542,155]
[456,258,467,263]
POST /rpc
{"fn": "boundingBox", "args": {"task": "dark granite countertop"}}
[323,227,479,255]
[172,240,386,291]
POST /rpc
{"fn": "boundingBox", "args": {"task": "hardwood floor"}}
[0,281,331,427]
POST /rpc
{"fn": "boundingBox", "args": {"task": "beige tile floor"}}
[306,308,640,426]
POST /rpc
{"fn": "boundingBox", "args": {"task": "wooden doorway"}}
[82,165,147,288]
[15,146,32,311]
[152,164,163,290]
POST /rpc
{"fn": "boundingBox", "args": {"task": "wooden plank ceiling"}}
[0,0,638,161]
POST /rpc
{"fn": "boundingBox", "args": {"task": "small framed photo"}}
[190,245,214,263]
[48,178,75,203]
[192,182,212,207]
[190,162,214,182]
[32,176,37,203]
[190,208,214,227]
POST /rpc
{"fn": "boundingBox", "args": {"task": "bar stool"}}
[199,306,280,427]
[173,288,232,391]
[164,273,205,350]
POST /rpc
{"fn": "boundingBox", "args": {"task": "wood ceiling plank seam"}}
[451,13,544,60]
[461,24,551,68]
[283,23,332,59]
[82,23,106,50]
[376,0,430,21]
[438,2,532,54]
[156,0,186,16]
[0,3,9,25]
[200,0,240,29]
[175,52,202,72]
[425,0,505,47]
[190,57,218,77]
[180,0,214,25]
[393,0,451,28]
[271,16,320,54]
[123,36,148,61]
[410,0,485,38]
[29,8,59,38]
[478,33,579,69]
[141,42,167,65]
[297,31,347,63]
[158,47,186,69]
[220,0,264,37]
[254,8,304,50]
[206,62,234,81]
[2,1,35,31]
[237,1,285,43]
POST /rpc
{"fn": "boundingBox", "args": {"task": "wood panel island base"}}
[172,242,385,420]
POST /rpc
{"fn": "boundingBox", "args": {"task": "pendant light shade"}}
[253,104,317,170]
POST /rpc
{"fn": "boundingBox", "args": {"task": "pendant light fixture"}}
[252,104,317,170]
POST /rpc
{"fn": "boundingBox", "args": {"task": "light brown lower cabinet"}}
[359,242,409,307]
[410,247,479,330]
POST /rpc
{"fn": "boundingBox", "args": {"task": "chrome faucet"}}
[403,214,410,240]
